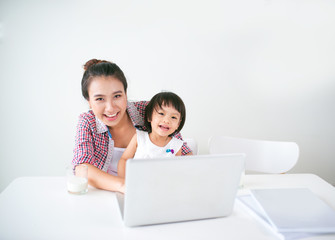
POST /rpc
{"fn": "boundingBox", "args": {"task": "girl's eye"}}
[96,97,104,101]
[172,116,177,120]
[158,112,164,116]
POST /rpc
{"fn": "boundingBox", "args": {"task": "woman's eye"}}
[114,94,122,99]
[96,97,104,101]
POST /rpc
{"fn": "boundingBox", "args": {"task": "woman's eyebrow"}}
[93,94,105,97]
[93,90,123,98]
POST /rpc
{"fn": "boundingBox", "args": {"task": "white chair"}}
[208,136,299,173]
[184,138,198,155]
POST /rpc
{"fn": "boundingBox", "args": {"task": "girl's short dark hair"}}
[81,59,127,100]
[144,92,186,136]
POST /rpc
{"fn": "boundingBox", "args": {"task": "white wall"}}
[1,0,335,192]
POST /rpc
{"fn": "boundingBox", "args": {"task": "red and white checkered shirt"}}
[72,101,191,171]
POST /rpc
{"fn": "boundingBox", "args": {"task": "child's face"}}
[87,76,128,128]
[149,104,181,137]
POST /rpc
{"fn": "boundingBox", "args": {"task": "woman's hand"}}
[119,180,126,194]
[83,163,125,193]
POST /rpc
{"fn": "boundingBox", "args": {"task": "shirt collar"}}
[95,117,108,134]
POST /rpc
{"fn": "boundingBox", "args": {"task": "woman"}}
[72,59,192,193]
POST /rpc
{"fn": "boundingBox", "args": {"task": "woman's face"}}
[87,76,128,128]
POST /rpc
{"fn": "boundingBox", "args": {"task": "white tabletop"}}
[0,174,334,240]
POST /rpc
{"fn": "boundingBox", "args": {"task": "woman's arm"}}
[73,112,126,192]
[173,132,192,155]
[117,133,138,178]
[176,148,182,156]
[83,163,125,193]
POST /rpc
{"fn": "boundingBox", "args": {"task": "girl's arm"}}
[117,133,138,178]
[83,163,125,193]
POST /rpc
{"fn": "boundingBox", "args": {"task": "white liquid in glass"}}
[67,176,88,194]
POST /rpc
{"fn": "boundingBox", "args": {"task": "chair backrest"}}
[184,138,198,155]
[208,136,299,173]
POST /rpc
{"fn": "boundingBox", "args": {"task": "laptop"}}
[116,153,245,227]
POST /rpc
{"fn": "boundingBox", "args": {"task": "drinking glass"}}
[66,164,88,194]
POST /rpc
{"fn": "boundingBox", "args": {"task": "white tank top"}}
[107,147,125,176]
[134,130,183,159]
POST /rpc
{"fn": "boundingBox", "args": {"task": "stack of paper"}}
[238,188,335,240]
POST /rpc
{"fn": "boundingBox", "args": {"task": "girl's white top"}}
[134,130,183,159]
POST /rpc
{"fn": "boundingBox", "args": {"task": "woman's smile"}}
[104,112,119,121]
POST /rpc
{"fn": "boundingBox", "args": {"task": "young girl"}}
[117,91,187,178]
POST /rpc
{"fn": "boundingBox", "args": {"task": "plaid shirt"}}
[72,101,191,171]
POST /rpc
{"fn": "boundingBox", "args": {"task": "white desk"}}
[0,174,334,240]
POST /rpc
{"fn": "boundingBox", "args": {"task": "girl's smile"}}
[159,124,170,131]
